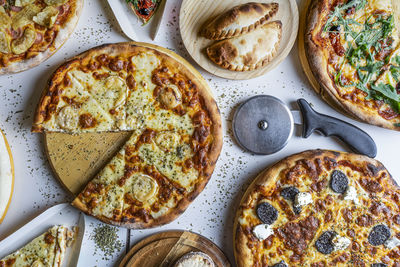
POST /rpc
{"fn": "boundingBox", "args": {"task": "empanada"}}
[206,21,282,71]
[201,2,279,40]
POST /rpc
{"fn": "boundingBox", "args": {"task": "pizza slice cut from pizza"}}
[72,126,203,228]
[0,226,73,267]
[126,0,162,25]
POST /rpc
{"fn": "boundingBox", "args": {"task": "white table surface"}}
[1,0,400,266]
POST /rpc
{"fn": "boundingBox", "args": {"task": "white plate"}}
[0,204,83,267]
[106,0,167,41]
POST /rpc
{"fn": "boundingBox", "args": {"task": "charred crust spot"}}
[126,74,136,90]
[356,214,374,227]
[44,232,55,244]
[108,57,125,72]
[277,215,319,259]
[367,163,382,177]
[79,113,97,129]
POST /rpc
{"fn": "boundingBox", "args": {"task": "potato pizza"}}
[305,0,400,130]
[0,0,82,74]
[234,150,400,266]
[32,43,223,228]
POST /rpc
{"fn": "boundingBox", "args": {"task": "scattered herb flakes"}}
[91,224,123,260]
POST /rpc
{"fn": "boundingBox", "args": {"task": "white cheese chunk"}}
[252,224,274,241]
[294,192,313,209]
[385,237,400,250]
[332,235,351,251]
[344,186,359,205]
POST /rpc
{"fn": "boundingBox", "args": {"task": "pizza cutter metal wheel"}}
[233,95,377,158]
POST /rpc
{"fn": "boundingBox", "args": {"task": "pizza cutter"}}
[233,95,377,158]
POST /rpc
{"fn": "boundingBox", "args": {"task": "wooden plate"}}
[119,231,231,267]
[44,42,215,196]
[298,0,357,119]
[180,0,299,80]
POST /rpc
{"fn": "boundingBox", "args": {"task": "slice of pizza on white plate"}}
[0,225,74,267]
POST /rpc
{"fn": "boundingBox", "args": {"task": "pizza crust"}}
[35,42,222,229]
[305,0,400,130]
[0,0,83,75]
[234,149,398,266]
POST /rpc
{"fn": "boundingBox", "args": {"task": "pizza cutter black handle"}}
[297,99,377,158]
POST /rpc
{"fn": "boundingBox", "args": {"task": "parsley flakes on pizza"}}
[0,0,83,74]
[305,0,400,130]
[32,43,223,228]
[234,150,400,266]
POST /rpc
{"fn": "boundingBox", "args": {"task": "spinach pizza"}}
[306,0,400,130]
[234,150,400,266]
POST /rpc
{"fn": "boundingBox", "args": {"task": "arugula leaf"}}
[370,83,400,102]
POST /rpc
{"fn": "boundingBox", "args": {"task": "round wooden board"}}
[297,0,358,119]
[44,42,216,196]
[180,0,299,80]
[119,231,231,267]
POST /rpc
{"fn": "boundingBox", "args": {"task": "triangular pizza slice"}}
[0,226,73,267]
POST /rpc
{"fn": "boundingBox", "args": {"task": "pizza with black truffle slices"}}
[305,0,400,130]
[32,43,223,228]
[234,150,400,266]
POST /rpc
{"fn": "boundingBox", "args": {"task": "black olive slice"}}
[280,187,299,202]
[330,170,349,194]
[368,225,391,246]
[315,231,336,254]
[371,264,387,267]
[256,202,278,225]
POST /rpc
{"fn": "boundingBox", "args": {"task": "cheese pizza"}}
[305,0,400,130]
[0,0,82,74]
[234,150,400,266]
[0,225,73,267]
[32,43,223,228]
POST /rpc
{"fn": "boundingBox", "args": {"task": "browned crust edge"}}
[304,0,400,131]
[37,42,222,229]
[201,2,279,41]
[233,149,397,267]
[206,21,282,72]
[0,0,83,75]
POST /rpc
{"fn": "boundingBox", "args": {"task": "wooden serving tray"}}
[180,0,299,80]
[44,42,215,195]
[119,231,231,267]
